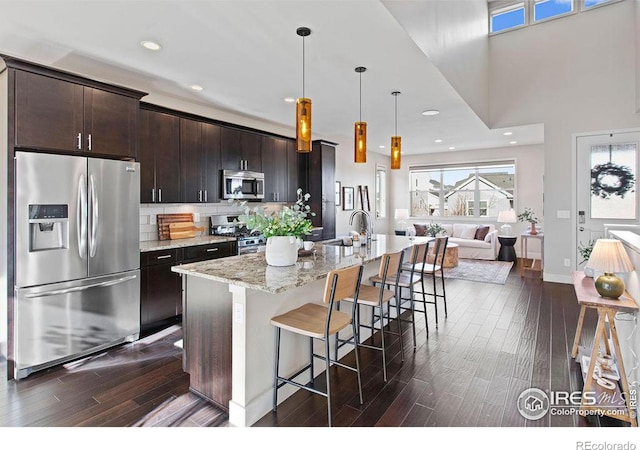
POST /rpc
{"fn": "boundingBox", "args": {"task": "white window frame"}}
[409,160,516,220]
[489,0,622,35]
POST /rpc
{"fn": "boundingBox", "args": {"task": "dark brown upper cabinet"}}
[180,118,221,203]
[262,136,299,203]
[220,127,262,172]
[14,70,139,158]
[139,109,180,203]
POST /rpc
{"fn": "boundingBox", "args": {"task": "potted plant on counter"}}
[517,207,540,235]
[239,189,315,266]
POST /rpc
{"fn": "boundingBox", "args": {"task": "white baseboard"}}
[543,272,572,284]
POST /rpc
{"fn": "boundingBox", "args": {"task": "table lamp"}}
[394,208,409,231]
[587,239,634,299]
[497,209,517,236]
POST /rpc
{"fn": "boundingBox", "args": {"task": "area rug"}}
[443,258,514,284]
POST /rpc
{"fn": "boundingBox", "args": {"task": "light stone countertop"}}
[171,234,429,294]
[140,235,236,252]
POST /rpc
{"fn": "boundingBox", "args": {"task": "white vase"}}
[265,236,299,267]
[584,266,595,278]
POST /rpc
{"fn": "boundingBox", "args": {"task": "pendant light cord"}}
[359,71,362,122]
[394,94,398,136]
[302,36,305,98]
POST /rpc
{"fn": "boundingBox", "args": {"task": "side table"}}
[520,232,544,278]
[497,236,517,262]
[570,271,638,426]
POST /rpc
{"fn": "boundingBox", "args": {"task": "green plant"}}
[517,207,539,224]
[578,240,595,265]
[425,222,446,237]
[237,189,315,238]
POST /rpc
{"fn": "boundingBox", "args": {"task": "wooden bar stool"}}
[407,237,448,330]
[370,242,426,349]
[270,264,364,427]
[339,250,405,382]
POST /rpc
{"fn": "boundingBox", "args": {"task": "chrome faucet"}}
[349,209,374,245]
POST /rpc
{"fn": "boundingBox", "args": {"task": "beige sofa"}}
[413,223,499,260]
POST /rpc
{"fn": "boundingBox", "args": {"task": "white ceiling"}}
[0,0,543,156]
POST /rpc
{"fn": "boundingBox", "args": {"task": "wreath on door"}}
[591,162,635,199]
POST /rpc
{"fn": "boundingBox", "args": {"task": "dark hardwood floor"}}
[0,262,624,429]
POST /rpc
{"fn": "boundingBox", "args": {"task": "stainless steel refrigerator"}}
[14,151,140,379]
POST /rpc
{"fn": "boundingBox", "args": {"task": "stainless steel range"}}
[210,215,266,255]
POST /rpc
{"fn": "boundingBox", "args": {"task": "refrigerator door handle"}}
[89,174,98,258]
[22,274,138,299]
[77,174,87,259]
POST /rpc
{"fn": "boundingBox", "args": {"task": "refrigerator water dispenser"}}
[28,204,69,251]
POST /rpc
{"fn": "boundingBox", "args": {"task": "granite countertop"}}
[140,235,237,252]
[171,234,429,294]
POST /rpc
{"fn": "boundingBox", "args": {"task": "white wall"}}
[334,146,391,237]
[382,0,490,125]
[389,143,545,257]
[490,0,640,282]
[0,70,7,358]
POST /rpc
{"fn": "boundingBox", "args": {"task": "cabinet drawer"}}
[141,248,181,267]
[183,242,235,262]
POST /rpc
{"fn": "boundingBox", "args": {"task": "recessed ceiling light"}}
[422,110,440,116]
[284,97,295,103]
[141,40,161,51]
[503,131,513,136]
[435,139,443,143]
[449,146,455,150]
[510,140,518,144]
[190,85,203,91]
[379,145,385,149]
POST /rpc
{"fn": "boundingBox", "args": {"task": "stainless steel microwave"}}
[222,170,265,200]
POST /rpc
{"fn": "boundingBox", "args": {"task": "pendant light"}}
[390,91,401,170]
[354,66,367,163]
[296,27,312,153]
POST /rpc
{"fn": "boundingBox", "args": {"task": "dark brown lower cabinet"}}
[140,241,236,334]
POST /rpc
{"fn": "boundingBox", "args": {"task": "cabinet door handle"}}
[158,188,162,203]
[87,133,92,151]
[152,188,155,203]
[156,254,172,260]
[198,190,202,202]
[77,133,82,150]
[206,248,219,252]
[204,190,207,202]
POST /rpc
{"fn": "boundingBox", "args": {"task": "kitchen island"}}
[172,234,426,427]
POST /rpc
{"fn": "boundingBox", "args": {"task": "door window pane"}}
[590,143,637,219]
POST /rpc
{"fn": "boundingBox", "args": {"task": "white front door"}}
[576,131,640,269]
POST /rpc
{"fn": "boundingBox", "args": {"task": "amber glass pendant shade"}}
[354,122,367,163]
[391,136,401,170]
[296,97,312,153]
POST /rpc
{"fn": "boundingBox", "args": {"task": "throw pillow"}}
[452,223,465,238]
[441,224,453,236]
[460,224,478,240]
[475,225,490,241]
[413,224,427,236]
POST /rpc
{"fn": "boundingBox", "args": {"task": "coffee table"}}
[427,242,459,268]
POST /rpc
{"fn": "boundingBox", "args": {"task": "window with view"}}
[409,162,515,218]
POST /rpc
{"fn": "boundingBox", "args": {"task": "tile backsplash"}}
[139,202,284,242]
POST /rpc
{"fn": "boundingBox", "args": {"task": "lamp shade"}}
[390,136,401,170]
[394,208,409,220]
[354,122,367,163]
[497,209,517,223]
[587,239,634,273]
[296,98,312,153]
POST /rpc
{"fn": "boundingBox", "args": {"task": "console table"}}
[570,271,638,426]
[520,232,543,278]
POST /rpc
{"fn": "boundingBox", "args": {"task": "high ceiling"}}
[0,0,543,155]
